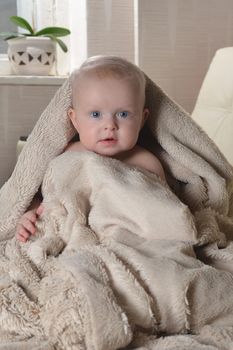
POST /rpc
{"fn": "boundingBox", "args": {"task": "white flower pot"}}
[7,37,56,76]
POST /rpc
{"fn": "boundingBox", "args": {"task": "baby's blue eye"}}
[90,111,101,118]
[117,111,129,118]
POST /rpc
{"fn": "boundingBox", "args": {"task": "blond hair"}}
[70,55,146,106]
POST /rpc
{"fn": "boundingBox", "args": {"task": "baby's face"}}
[69,75,148,157]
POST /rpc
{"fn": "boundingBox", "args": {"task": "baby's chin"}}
[94,150,120,158]
[92,147,121,157]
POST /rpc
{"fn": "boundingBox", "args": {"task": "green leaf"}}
[0,31,19,37]
[10,16,34,34]
[3,35,19,41]
[0,32,27,41]
[45,35,68,52]
[35,27,70,37]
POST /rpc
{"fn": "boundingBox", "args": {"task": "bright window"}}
[0,0,17,54]
[0,1,136,76]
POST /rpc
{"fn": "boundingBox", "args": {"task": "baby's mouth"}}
[99,137,117,144]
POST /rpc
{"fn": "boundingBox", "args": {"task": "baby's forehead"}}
[71,68,146,97]
[72,68,132,84]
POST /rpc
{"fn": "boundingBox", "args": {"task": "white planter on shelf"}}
[7,37,56,76]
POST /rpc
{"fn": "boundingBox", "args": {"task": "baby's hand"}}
[16,204,43,243]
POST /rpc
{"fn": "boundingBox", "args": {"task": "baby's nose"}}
[104,117,118,130]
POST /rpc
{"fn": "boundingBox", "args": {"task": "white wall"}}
[138,0,233,113]
[68,0,135,70]
[86,0,134,61]
[0,83,61,187]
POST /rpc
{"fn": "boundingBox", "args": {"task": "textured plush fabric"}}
[0,71,233,349]
[0,152,233,349]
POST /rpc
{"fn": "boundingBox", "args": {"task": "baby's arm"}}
[16,195,43,243]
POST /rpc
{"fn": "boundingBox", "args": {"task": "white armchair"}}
[192,47,233,165]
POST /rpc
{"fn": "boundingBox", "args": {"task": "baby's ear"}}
[141,108,149,127]
[68,108,79,131]
[68,107,74,120]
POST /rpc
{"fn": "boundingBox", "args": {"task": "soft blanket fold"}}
[0,152,233,349]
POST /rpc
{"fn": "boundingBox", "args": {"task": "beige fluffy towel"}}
[0,150,232,349]
[0,73,232,239]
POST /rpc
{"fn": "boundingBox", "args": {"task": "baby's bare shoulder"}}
[129,146,166,180]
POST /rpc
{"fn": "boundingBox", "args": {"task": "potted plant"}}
[0,16,71,76]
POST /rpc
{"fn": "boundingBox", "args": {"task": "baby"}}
[16,55,165,242]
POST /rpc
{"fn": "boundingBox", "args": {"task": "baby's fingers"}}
[21,218,36,235]
[16,228,30,242]
[16,233,27,243]
[24,210,37,223]
[36,204,44,216]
